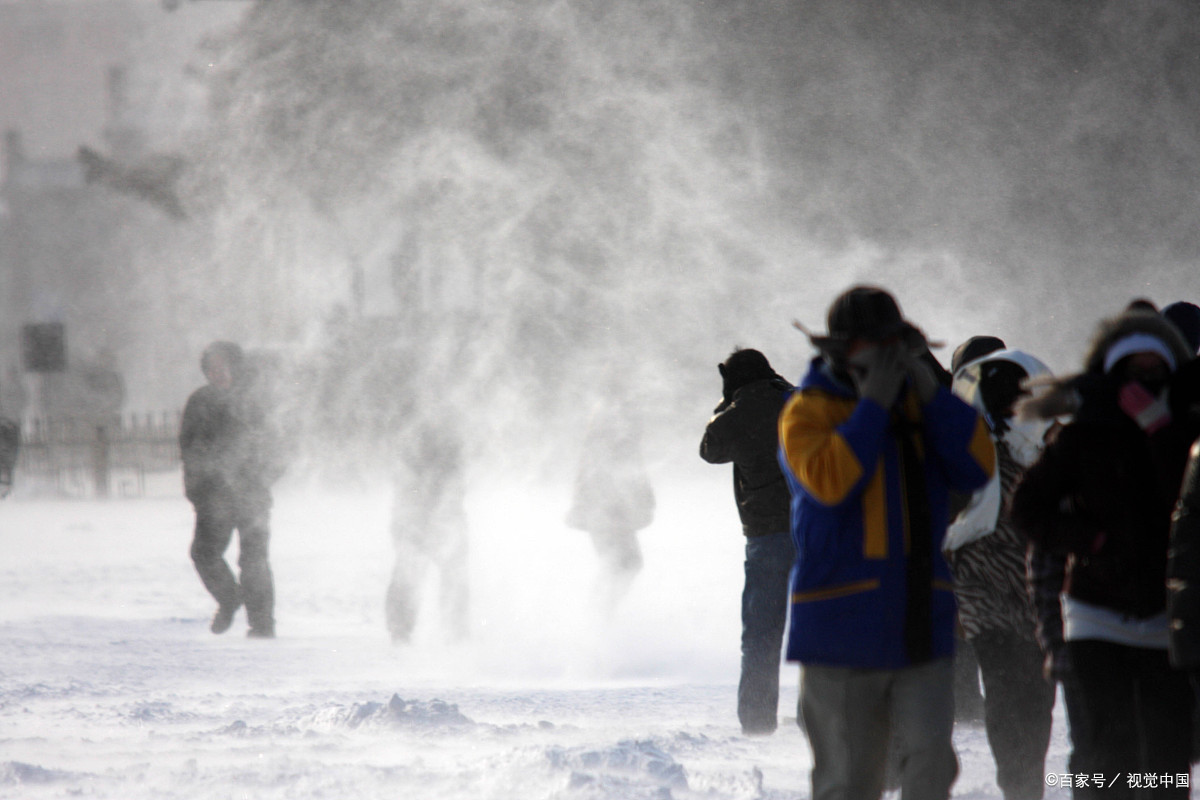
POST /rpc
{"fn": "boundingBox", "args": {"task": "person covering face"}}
[780,286,994,800]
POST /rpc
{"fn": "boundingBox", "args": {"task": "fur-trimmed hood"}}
[1017,310,1194,421]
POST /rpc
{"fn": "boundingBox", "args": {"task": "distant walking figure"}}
[567,394,655,611]
[385,421,470,643]
[181,341,285,638]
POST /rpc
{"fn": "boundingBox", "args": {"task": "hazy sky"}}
[0,0,241,175]
[4,0,1199,432]
[0,2,137,164]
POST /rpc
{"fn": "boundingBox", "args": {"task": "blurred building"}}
[0,0,245,417]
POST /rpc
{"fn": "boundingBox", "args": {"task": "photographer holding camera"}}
[780,285,995,800]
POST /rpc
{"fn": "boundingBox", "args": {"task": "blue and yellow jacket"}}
[778,358,995,669]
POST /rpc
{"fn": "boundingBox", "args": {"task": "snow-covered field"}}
[0,467,1073,799]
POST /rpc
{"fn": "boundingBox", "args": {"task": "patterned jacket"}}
[778,358,994,669]
[946,441,1039,640]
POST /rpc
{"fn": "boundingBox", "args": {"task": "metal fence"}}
[16,412,182,498]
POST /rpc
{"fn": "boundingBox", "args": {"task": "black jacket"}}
[180,383,281,502]
[1013,375,1195,619]
[699,377,791,537]
[1011,310,1199,620]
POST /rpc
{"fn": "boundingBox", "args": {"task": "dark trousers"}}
[954,636,985,723]
[190,487,274,633]
[1062,670,1094,789]
[739,530,795,734]
[971,631,1056,800]
[1064,640,1192,800]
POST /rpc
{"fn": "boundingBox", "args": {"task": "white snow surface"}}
[0,469,1074,800]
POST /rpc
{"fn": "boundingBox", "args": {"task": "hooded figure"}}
[950,336,1007,375]
[700,348,794,735]
[702,349,793,537]
[945,348,1056,800]
[1011,308,1197,797]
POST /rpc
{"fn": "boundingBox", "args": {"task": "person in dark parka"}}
[180,341,285,638]
[1011,309,1197,799]
[700,348,795,735]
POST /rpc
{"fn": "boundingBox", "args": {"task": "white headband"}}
[1103,333,1177,375]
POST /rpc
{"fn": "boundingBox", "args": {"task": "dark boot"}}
[246,624,275,639]
[211,599,241,634]
[238,512,275,639]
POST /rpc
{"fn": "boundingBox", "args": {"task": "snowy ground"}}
[0,466,1073,799]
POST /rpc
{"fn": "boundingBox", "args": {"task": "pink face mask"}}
[1117,381,1172,433]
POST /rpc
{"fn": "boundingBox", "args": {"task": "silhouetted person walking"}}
[567,393,655,612]
[181,341,284,638]
[385,420,470,643]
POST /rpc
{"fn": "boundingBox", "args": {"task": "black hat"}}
[719,348,780,396]
[1163,301,1200,354]
[806,286,925,361]
[951,335,1006,373]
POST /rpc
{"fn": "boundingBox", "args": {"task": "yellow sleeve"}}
[778,390,864,506]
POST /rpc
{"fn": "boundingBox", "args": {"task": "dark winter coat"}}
[1012,389,1192,618]
[1168,439,1200,668]
[1027,545,1071,679]
[1012,310,1198,620]
[180,383,281,503]
[699,377,792,537]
